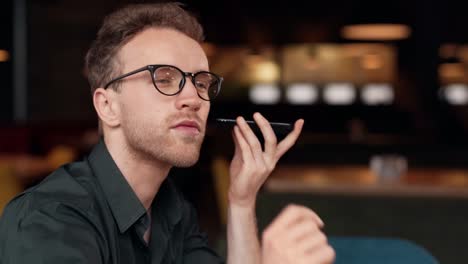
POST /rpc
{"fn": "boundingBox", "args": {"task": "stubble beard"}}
[122,114,205,168]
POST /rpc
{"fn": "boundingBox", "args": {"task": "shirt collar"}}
[151,177,183,230]
[87,138,146,233]
[87,138,183,233]
[149,177,183,263]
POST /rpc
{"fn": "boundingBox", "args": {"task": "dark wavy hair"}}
[84,2,204,92]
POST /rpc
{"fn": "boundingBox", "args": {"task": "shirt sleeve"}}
[182,201,225,264]
[2,202,105,264]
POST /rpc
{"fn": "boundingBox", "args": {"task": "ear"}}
[93,88,121,129]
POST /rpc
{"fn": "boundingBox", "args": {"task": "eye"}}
[154,75,179,88]
[195,81,209,90]
[195,73,216,90]
[154,66,181,86]
[154,77,174,85]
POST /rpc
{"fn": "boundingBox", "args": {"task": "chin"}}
[164,142,201,167]
[170,139,203,167]
[170,154,200,168]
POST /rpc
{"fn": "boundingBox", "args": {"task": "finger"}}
[236,116,264,162]
[275,119,304,161]
[296,231,328,254]
[233,125,254,162]
[270,204,324,232]
[252,112,277,160]
[284,204,324,228]
[231,126,242,158]
[305,245,336,264]
[286,219,321,243]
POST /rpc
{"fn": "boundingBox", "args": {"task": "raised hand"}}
[262,205,335,264]
[228,112,304,206]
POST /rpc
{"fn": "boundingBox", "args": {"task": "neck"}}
[104,135,171,210]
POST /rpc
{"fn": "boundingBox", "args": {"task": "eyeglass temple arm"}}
[104,66,150,89]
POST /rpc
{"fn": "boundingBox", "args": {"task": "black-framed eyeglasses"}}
[104,64,223,101]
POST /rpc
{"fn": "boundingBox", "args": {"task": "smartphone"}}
[215,118,293,139]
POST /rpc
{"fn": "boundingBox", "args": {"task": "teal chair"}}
[255,191,462,263]
[329,236,438,264]
[214,235,438,263]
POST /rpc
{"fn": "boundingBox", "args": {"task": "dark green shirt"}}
[0,140,224,264]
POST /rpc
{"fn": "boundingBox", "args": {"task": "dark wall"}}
[0,1,13,121]
[27,1,96,122]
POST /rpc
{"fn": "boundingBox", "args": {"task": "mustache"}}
[168,114,206,129]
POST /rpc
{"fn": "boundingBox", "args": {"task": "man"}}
[0,3,334,264]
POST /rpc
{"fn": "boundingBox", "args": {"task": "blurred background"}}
[2,0,468,262]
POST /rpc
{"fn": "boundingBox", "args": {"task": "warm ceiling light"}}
[443,84,468,105]
[0,49,10,62]
[286,83,318,104]
[304,58,320,71]
[249,84,281,105]
[323,83,356,105]
[251,61,280,83]
[362,83,394,105]
[439,63,465,79]
[341,24,411,41]
[361,53,383,70]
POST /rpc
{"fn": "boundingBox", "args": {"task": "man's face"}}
[114,28,210,167]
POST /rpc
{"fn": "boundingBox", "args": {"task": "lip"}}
[171,120,201,132]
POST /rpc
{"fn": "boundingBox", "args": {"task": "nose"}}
[175,76,202,111]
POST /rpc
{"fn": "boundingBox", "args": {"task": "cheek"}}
[122,88,164,114]
[121,104,165,134]
[201,103,210,120]
[119,94,156,123]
